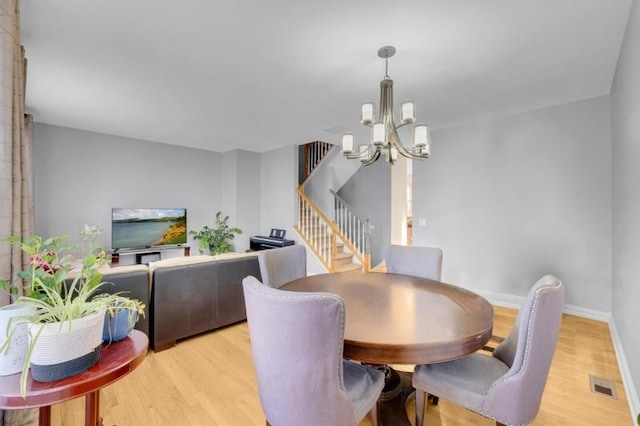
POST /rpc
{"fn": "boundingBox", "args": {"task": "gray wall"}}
[222,150,261,251]
[260,145,298,239]
[34,124,224,250]
[611,0,640,414]
[33,124,308,265]
[412,96,612,313]
[260,144,326,275]
[337,159,391,266]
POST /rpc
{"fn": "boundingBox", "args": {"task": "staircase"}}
[295,186,369,273]
[295,141,371,273]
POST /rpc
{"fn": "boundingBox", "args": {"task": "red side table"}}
[0,329,148,426]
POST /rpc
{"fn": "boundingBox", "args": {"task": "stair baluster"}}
[301,141,334,183]
[331,190,371,270]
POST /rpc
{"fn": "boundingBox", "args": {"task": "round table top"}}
[283,272,494,364]
[0,329,148,409]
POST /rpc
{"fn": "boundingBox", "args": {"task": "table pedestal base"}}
[378,369,415,426]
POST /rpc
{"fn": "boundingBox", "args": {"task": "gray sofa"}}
[148,252,261,351]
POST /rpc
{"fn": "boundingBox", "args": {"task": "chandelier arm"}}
[393,141,417,158]
[345,150,369,160]
[390,130,413,156]
[361,150,381,166]
[345,153,363,160]
[390,131,429,159]
[396,139,430,159]
[396,148,428,160]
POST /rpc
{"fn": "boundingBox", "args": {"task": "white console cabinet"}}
[110,246,190,266]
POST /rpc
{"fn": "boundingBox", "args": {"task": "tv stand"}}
[111,246,190,266]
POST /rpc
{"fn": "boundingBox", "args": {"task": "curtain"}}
[0,0,34,305]
[0,0,37,424]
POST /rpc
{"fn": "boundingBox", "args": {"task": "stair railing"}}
[295,186,371,273]
[295,187,338,272]
[302,141,334,183]
[330,190,371,271]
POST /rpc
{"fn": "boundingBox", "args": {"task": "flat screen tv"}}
[111,208,187,250]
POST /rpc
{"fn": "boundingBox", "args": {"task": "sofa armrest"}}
[97,265,150,337]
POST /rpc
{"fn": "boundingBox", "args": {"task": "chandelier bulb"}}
[361,102,375,125]
[372,122,385,147]
[341,133,355,154]
[401,101,415,124]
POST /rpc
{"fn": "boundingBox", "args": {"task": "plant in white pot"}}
[0,227,144,396]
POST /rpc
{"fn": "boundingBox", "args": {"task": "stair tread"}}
[335,263,362,273]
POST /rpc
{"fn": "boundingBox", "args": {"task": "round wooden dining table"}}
[283,271,494,364]
[282,271,494,425]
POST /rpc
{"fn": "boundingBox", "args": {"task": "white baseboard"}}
[609,319,640,425]
[562,303,612,322]
[473,288,611,321]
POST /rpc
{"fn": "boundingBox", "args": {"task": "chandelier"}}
[341,46,430,166]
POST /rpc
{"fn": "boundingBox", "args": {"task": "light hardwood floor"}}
[51,306,633,425]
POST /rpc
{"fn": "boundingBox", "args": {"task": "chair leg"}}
[415,389,427,426]
[369,400,381,426]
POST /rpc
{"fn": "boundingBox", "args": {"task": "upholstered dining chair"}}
[242,276,385,426]
[257,244,306,288]
[382,245,444,396]
[412,274,565,426]
[384,245,443,281]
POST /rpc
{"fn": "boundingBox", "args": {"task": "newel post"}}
[330,222,338,273]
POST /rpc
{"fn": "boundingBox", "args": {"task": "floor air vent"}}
[589,375,618,399]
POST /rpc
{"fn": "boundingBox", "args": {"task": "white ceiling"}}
[20,0,632,153]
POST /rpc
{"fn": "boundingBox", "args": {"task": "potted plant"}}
[101,296,144,343]
[189,212,242,255]
[0,227,145,396]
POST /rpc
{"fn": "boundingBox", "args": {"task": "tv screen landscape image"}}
[112,208,187,250]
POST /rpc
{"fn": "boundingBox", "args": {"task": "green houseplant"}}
[101,295,144,343]
[1,227,145,396]
[189,212,242,255]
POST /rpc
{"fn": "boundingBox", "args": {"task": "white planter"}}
[28,310,105,382]
[0,304,35,376]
